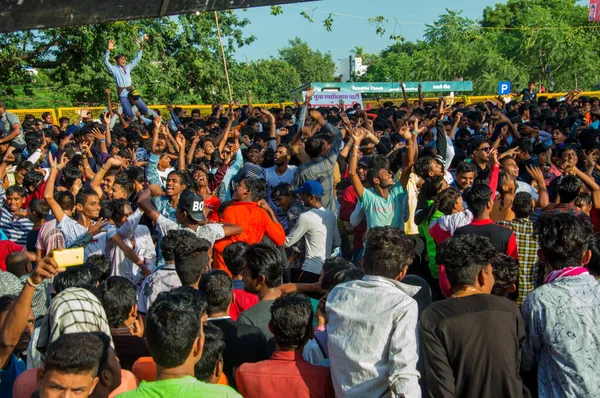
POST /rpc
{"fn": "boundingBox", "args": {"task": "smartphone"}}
[53,248,85,268]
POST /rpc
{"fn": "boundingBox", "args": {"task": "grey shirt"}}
[236,299,276,354]
[0,112,25,145]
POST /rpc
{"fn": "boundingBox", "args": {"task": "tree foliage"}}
[278,37,336,85]
[363,0,600,94]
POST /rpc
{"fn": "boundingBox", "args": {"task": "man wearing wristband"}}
[0,256,62,396]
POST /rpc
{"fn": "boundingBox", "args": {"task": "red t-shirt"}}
[0,241,24,271]
[229,287,259,321]
[204,195,221,222]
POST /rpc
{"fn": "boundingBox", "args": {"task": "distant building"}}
[336,56,369,82]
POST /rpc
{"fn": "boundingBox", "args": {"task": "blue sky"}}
[233,0,506,64]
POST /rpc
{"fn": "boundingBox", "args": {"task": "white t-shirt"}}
[157,167,175,188]
[262,165,297,189]
[284,207,341,274]
[156,215,225,245]
[57,215,108,259]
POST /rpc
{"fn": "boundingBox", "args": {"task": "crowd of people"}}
[0,39,599,397]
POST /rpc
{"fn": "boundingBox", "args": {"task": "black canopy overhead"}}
[0,0,315,33]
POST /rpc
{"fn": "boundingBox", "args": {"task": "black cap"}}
[178,190,206,222]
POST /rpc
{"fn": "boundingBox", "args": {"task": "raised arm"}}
[261,108,277,151]
[217,117,234,155]
[103,40,116,73]
[174,132,187,171]
[90,157,123,198]
[44,154,69,223]
[449,111,462,141]
[128,35,147,70]
[526,165,550,209]
[400,81,409,106]
[137,185,163,223]
[569,164,600,209]
[348,128,366,199]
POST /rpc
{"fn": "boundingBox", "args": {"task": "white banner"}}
[303,91,363,109]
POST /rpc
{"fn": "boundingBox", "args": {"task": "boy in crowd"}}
[222,242,259,320]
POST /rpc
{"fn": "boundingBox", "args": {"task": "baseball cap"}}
[358,155,372,168]
[294,181,324,196]
[178,190,206,222]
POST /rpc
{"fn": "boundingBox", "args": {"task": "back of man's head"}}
[53,266,98,294]
[463,183,492,218]
[244,243,284,289]
[146,288,206,368]
[436,235,496,289]
[101,276,137,328]
[534,213,593,271]
[5,252,29,278]
[222,242,250,276]
[194,323,225,383]
[170,230,211,286]
[269,293,313,351]
[362,227,414,279]
[198,270,233,316]
[557,175,582,203]
[512,191,534,219]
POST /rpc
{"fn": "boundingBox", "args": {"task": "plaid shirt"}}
[497,218,539,305]
[544,202,587,217]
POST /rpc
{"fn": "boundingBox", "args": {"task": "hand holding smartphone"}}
[52,248,85,268]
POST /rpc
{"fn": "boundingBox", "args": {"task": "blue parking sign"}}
[498,81,511,95]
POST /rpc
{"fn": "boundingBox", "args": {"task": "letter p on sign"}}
[498,81,511,95]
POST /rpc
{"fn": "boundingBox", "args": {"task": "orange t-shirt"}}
[213,201,286,275]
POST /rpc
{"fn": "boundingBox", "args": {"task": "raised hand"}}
[526,165,545,185]
[305,88,314,103]
[277,127,289,137]
[351,127,367,143]
[107,39,115,51]
[88,218,108,237]
[488,148,500,167]
[30,256,63,285]
[175,132,186,150]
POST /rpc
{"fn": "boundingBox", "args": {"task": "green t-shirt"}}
[359,181,407,230]
[116,376,241,397]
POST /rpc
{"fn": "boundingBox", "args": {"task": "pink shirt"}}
[36,219,66,255]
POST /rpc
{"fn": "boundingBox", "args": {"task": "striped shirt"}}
[0,206,33,246]
[497,218,539,305]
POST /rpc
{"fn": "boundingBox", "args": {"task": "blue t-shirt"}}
[360,181,407,230]
[0,354,26,398]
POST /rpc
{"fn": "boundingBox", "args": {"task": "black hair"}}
[15,160,35,174]
[194,323,225,382]
[534,213,593,271]
[222,242,250,276]
[44,332,104,376]
[321,265,364,291]
[244,243,284,288]
[53,266,98,294]
[362,227,415,279]
[167,170,190,190]
[100,276,137,328]
[54,191,75,212]
[270,293,313,351]
[5,252,29,278]
[6,185,26,198]
[322,256,353,275]
[490,254,519,297]
[146,288,205,368]
[29,198,49,220]
[243,177,267,202]
[463,184,492,218]
[159,230,181,262]
[576,192,593,208]
[126,166,145,184]
[513,191,534,218]
[455,161,476,175]
[434,187,462,215]
[436,235,496,288]
[61,166,84,189]
[23,170,44,193]
[305,137,323,158]
[110,198,132,222]
[76,188,99,206]
[171,230,211,286]
[198,270,232,315]
[271,183,296,200]
[414,156,436,179]
[421,175,446,201]
[90,331,112,378]
[587,233,600,277]
[100,200,114,219]
[557,175,582,203]
[112,178,134,198]
[0,294,17,313]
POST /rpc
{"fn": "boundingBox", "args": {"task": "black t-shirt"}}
[420,294,530,398]
[26,227,41,253]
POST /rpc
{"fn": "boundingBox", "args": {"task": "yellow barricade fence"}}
[11,92,600,124]
[6,109,57,124]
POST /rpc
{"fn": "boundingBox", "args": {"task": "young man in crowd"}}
[0,185,34,246]
[213,177,286,274]
[221,242,258,320]
[199,270,270,390]
[326,226,421,397]
[421,235,528,397]
[119,288,241,397]
[236,293,335,398]
[237,243,285,353]
[522,213,600,397]
[284,181,341,283]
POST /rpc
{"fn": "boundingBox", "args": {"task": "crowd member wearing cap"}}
[137,187,242,267]
[212,177,286,275]
[284,181,341,284]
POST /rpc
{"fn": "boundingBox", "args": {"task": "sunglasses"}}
[479,147,491,152]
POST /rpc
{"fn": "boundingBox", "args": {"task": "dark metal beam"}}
[0,0,317,33]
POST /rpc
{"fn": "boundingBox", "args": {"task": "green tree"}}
[229,58,301,103]
[278,37,336,84]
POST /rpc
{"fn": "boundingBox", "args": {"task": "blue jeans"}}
[120,95,149,119]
